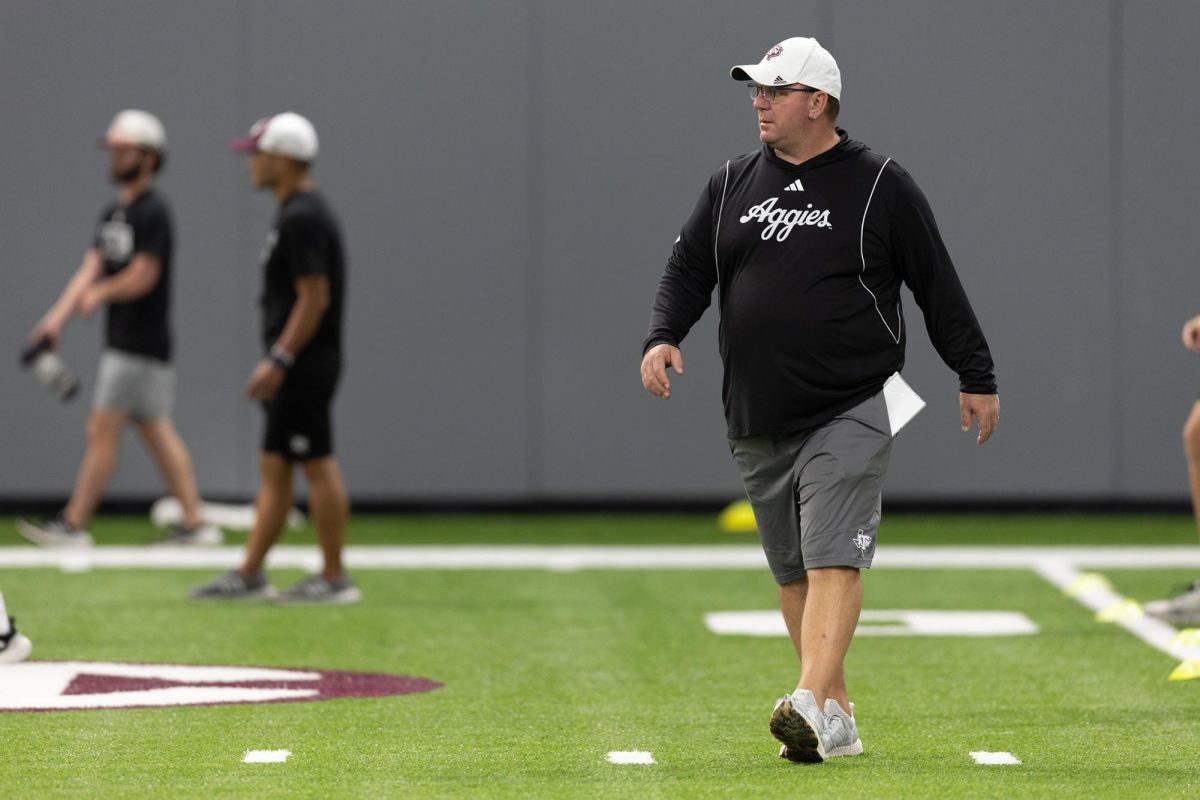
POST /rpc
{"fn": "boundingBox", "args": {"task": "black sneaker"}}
[150,522,223,547]
[188,570,277,601]
[275,574,362,605]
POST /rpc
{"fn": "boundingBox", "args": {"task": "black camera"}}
[20,339,80,402]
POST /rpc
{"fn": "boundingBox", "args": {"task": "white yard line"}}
[1031,560,1200,663]
[1,544,1200,571]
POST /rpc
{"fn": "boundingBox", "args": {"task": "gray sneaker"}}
[779,700,863,761]
[822,699,864,757]
[275,574,361,606]
[770,689,827,763]
[17,515,92,548]
[0,618,33,664]
[150,522,223,547]
[188,570,276,601]
[1144,581,1200,626]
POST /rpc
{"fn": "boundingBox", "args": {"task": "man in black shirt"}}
[18,110,218,548]
[191,112,357,604]
[641,38,999,762]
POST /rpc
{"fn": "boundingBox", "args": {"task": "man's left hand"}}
[960,392,999,445]
[246,360,285,402]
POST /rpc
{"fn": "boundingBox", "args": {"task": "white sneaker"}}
[17,515,92,548]
[1144,581,1200,626]
[822,699,864,757]
[0,618,33,664]
[770,689,827,763]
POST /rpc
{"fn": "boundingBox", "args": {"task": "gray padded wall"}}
[0,1,1196,503]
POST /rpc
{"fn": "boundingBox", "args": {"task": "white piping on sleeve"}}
[714,160,730,311]
[859,158,902,343]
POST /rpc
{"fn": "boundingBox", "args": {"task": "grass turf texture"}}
[3,515,1199,798]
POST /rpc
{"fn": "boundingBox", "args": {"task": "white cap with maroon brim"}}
[230,112,318,162]
[102,109,166,150]
[730,37,841,100]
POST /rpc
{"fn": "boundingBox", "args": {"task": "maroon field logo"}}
[765,45,783,61]
[0,662,441,712]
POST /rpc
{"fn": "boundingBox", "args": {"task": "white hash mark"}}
[970,751,1021,765]
[606,751,655,765]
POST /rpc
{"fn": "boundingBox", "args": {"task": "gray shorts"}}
[729,391,894,584]
[92,349,175,420]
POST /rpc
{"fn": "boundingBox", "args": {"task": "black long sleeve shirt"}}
[644,131,997,438]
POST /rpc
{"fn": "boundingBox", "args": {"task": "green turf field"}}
[3,514,1199,798]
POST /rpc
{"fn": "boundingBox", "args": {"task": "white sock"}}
[0,593,10,635]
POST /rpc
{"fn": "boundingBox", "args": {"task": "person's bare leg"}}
[783,575,852,711]
[1183,400,1200,538]
[797,567,861,711]
[779,578,808,665]
[137,418,204,529]
[63,408,128,529]
[301,456,349,581]
[239,453,293,577]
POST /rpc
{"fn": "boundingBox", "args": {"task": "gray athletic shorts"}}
[729,391,894,584]
[92,349,175,420]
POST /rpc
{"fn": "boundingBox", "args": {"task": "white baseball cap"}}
[103,109,166,150]
[230,112,319,162]
[730,37,842,100]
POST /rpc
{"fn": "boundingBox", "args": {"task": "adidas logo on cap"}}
[773,76,787,84]
[783,179,804,192]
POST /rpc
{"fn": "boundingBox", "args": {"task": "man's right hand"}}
[640,343,684,400]
[28,317,64,351]
[1183,315,1200,352]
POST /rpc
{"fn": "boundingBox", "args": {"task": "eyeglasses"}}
[747,83,820,102]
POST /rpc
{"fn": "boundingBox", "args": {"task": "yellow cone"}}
[717,499,757,533]
[1169,659,1200,681]
[1095,599,1142,623]
[1063,573,1113,597]
[1170,629,1200,649]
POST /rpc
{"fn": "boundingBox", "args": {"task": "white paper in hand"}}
[882,372,925,436]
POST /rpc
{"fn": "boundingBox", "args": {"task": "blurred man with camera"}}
[19,110,218,548]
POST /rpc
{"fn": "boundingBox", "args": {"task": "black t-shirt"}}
[259,190,345,375]
[644,131,996,438]
[93,190,173,362]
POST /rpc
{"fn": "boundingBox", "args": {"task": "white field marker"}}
[970,751,1021,765]
[705,610,1038,637]
[1032,561,1200,664]
[59,554,93,573]
[243,750,291,764]
[3,544,1200,572]
[606,751,655,765]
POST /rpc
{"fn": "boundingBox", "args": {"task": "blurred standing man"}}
[19,110,219,548]
[1145,315,1200,625]
[640,38,999,763]
[190,113,358,604]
